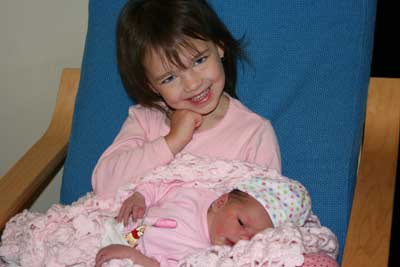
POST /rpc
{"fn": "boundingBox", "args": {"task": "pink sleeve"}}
[152,256,178,267]
[135,181,182,206]
[250,121,282,173]
[92,107,174,199]
[302,253,339,267]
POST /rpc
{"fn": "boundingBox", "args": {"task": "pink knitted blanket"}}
[0,154,338,267]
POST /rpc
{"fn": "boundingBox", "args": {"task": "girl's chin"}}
[191,105,218,117]
[190,94,224,115]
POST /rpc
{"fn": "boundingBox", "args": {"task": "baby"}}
[95,176,332,267]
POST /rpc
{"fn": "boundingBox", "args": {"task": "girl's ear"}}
[211,193,229,212]
[216,45,224,59]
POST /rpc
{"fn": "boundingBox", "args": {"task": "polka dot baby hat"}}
[235,176,311,227]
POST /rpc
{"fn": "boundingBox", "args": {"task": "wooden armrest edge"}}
[0,68,80,231]
[342,77,400,266]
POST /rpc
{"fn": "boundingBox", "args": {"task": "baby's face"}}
[207,194,273,246]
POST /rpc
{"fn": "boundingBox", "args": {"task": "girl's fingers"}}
[95,249,106,267]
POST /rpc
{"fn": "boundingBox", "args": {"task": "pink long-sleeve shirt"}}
[133,181,219,267]
[92,96,281,199]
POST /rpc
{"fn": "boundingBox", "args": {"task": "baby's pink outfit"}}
[131,181,218,267]
[92,95,281,199]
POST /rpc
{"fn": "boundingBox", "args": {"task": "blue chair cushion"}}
[61,0,376,261]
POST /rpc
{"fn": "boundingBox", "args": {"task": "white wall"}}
[0,0,88,211]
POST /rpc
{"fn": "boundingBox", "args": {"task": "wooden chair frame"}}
[0,68,398,266]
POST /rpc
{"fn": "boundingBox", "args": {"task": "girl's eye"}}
[194,56,208,66]
[238,218,244,227]
[161,75,176,84]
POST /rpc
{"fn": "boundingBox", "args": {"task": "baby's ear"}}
[211,193,229,211]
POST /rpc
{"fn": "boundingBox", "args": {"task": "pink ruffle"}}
[0,154,338,266]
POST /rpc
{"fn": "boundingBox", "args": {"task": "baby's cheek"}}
[214,224,225,236]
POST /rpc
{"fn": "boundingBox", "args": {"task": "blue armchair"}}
[1,1,399,266]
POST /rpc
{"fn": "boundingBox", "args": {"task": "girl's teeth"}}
[191,89,209,102]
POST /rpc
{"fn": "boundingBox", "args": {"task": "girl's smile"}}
[188,87,211,105]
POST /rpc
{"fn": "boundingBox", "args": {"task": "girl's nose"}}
[182,70,201,92]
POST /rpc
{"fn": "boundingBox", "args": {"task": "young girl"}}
[92,0,281,199]
[95,177,338,267]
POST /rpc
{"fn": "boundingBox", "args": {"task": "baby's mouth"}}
[224,238,235,246]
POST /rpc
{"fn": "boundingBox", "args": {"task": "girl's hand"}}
[96,244,160,267]
[117,192,146,226]
[165,109,202,154]
[95,244,136,267]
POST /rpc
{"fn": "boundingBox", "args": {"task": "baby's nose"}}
[239,231,253,241]
[238,229,255,241]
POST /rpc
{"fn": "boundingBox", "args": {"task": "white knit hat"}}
[235,176,311,227]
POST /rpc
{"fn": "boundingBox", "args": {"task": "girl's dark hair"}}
[117,0,246,111]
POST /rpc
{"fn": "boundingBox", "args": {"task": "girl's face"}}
[207,194,273,246]
[144,38,226,116]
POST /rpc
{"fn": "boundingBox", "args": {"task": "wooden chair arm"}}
[0,68,80,231]
[343,77,400,266]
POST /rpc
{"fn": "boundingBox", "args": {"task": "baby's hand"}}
[117,192,146,226]
[165,109,202,154]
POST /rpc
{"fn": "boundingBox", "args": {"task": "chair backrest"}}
[61,0,376,261]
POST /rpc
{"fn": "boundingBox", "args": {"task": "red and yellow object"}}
[124,225,146,247]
